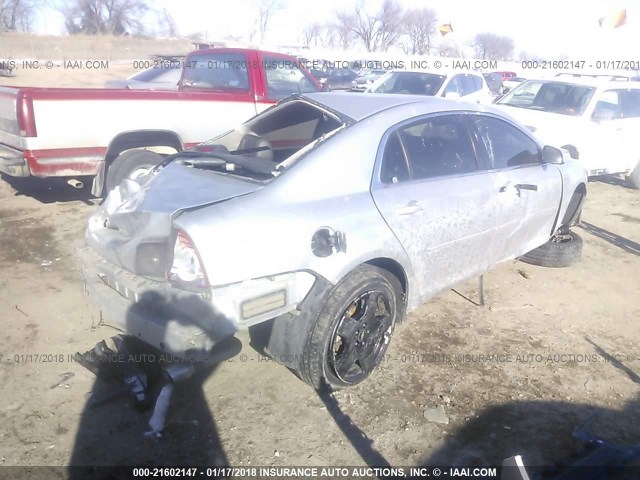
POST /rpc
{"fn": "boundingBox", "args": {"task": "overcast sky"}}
[35,0,638,60]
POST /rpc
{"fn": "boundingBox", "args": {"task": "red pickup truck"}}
[0,48,321,195]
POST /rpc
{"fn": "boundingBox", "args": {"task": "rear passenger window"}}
[395,115,478,180]
[381,131,409,183]
[460,74,481,95]
[620,89,640,118]
[473,116,540,169]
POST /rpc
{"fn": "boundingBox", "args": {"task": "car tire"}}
[626,163,640,189]
[297,265,404,390]
[105,149,163,193]
[519,231,583,268]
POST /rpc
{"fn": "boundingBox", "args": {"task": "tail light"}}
[168,230,209,293]
[17,93,37,137]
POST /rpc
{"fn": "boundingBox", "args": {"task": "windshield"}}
[170,99,345,180]
[497,80,595,116]
[369,71,446,95]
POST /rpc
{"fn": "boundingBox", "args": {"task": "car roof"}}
[527,76,640,89]
[386,69,480,76]
[299,92,498,122]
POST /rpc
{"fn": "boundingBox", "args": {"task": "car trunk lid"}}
[86,162,263,275]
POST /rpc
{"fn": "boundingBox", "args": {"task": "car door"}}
[588,88,640,174]
[371,113,501,302]
[258,52,319,107]
[469,114,563,259]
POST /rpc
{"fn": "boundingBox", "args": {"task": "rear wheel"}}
[519,231,583,268]
[299,265,404,390]
[105,149,164,193]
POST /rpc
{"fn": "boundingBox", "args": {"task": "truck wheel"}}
[105,150,163,193]
[519,231,583,268]
[299,265,404,390]
[626,163,640,189]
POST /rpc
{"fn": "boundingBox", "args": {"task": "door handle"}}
[396,201,424,216]
[515,184,538,192]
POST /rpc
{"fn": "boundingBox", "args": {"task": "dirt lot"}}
[0,40,639,475]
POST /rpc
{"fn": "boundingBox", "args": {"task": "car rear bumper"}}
[0,144,29,176]
[77,242,237,355]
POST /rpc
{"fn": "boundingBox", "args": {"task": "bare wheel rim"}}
[328,290,395,384]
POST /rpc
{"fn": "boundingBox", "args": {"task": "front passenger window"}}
[473,116,540,168]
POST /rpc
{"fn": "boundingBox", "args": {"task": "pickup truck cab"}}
[0,48,321,195]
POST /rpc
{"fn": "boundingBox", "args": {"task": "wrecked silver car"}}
[78,92,587,389]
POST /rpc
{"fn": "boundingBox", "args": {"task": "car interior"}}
[199,100,344,171]
[381,116,478,183]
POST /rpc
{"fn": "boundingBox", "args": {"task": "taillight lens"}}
[168,230,208,292]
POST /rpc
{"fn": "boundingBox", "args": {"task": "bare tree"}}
[0,0,40,32]
[301,22,323,48]
[348,6,376,51]
[335,0,403,52]
[400,6,437,55]
[61,0,151,35]
[326,12,354,50]
[159,8,177,37]
[472,32,515,61]
[438,37,464,58]
[519,51,543,62]
[249,0,283,43]
[373,0,403,52]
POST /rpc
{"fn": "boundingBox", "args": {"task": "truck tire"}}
[105,150,163,193]
[295,265,404,390]
[519,231,583,268]
[626,163,640,189]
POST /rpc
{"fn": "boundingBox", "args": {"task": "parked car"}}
[351,69,388,92]
[494,77,640,188]
[0,48,321,196]
[494,71,518,81]
[79,92,587,390]
[483,72,505,96]
[366,69,494,104]
[503,76,527,93]
[105,64,182,90]
[324,68,360,91]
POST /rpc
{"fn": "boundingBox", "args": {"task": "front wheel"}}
[105,149,164,193]
[300,265,404,390]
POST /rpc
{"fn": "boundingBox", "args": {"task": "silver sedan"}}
[79,92,587,389]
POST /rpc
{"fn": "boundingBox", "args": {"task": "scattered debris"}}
[146,383,175,438]
[424,405,449,425]
[50,372,74,389]
[518,269,530,279]
[274,450,280,457]
[14,305,28,317]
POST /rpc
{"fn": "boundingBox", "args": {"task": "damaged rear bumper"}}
[77,243,237,354]
[77,242,318,355]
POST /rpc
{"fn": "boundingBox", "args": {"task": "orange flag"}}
[598,9,627,29]
[439,23,453,36]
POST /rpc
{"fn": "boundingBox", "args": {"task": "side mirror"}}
[445,92,461,100]
[542,145,564,165]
